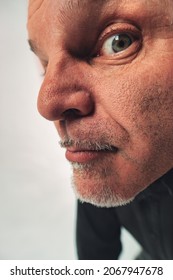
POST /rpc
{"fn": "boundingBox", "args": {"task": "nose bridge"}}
[37,54,94,121]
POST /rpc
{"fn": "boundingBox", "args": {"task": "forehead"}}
[28,0,172,21]
[28,0,104,17]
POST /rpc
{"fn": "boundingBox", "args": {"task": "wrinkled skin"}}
[27,0,173,207]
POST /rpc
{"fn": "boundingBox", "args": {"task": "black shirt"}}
[76,169,173,259]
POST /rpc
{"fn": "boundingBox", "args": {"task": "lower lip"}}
[65,150,103,163]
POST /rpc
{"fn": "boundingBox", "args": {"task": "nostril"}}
[62,108,82,119]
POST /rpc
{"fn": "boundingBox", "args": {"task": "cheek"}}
[130,77,173,144]
[95,65,173,167]
[97,64,173,136]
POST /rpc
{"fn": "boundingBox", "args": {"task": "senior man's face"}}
[27,0,173,207]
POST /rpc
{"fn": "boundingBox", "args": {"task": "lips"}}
[65,149,100,163]
[65,146,118,163]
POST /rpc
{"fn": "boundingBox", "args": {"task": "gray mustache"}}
[59,139,118,152]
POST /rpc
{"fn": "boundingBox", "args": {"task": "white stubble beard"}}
[70,161,134,208]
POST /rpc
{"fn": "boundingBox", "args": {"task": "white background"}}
[0,0,141,259]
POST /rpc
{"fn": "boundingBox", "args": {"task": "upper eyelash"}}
[99,25,140,42]
[95,22,141,48]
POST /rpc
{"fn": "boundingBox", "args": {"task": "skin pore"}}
[27,0,173,207]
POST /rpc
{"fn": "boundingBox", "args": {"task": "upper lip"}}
[67,147,98,152]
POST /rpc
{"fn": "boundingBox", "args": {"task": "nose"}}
[37,55,94,121]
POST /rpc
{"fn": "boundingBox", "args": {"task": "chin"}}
[70,163,139,208]
[72,183,135,208]
[69,153,173,208]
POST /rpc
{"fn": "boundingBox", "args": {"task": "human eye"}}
[94,23,142,61]
[101,33,134,55]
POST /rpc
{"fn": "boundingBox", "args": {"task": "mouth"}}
[60,139,118,163]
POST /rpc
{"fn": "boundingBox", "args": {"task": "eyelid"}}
[99,22,141,42]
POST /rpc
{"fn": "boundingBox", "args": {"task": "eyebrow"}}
[66,0,82,10]
[65,0,106,11]
[58,0,109,21]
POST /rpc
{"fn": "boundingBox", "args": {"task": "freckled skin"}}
[27,0,173,207]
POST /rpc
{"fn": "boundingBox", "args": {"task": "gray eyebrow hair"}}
[58,0,86,13]
[63,0,106,11]
[66,0,81,10]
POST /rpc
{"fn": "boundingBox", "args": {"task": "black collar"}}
[136,169,173,201]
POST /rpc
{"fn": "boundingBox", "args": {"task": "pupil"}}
[118,40,125,48]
